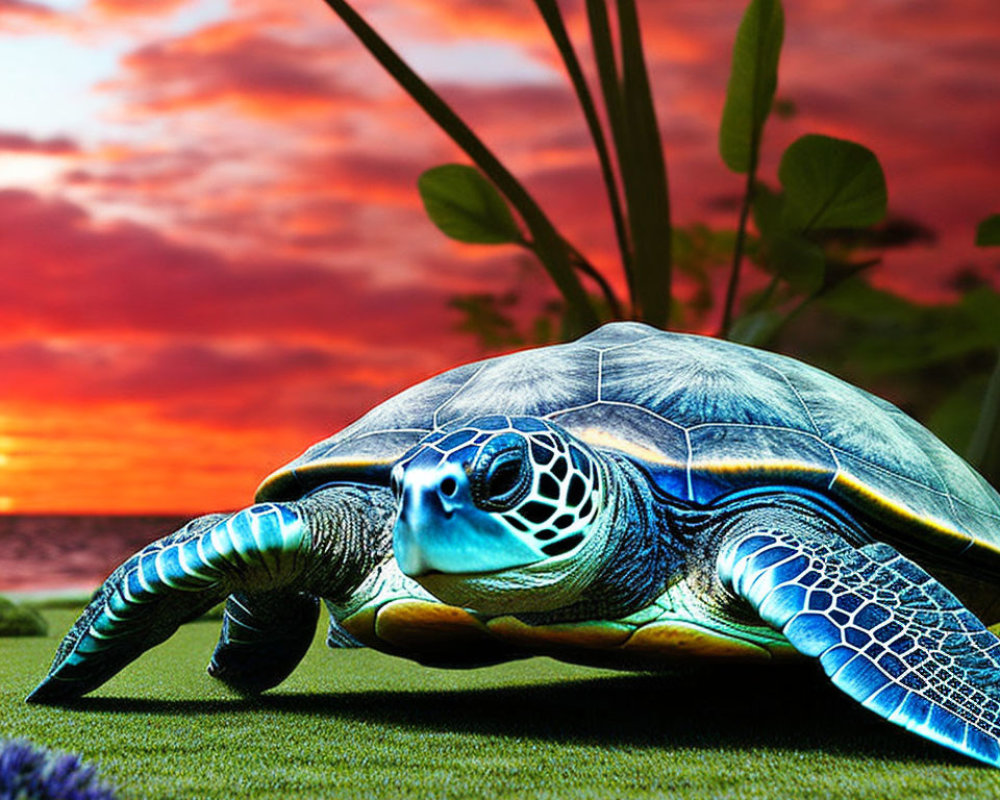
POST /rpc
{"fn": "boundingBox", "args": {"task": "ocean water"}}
[0,514,191,597]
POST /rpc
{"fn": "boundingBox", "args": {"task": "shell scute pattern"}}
[262,322,1000,557]
[434,344,600,428]
[600,333,816,430]
[792,368,951,493]
[278,362,486,471]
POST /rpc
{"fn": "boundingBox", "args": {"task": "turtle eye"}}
[473,436,531,512]
[486,454,523,502]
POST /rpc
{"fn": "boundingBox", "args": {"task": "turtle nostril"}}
[440,476,458,498]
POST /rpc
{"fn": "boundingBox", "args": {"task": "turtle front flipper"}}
[27,485,394,704]
[717,521,1000,768]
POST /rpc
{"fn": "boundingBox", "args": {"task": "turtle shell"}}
[257,322,1000,573]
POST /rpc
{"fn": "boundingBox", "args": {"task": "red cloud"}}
[0,0,52,31]
[0,186,503,511]
[0,130,79,155]
[0,188,477,346]
[0,0,51,16]
[108,19,365,117]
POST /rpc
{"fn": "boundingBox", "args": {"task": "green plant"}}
[0,597,47,637]
[321,0,998,483]
[323,0,888,340]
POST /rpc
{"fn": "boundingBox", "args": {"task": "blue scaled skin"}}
[715,492,1000,768]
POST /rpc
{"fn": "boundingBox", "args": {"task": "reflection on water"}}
[0,515,191,594]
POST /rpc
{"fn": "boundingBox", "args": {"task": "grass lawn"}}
[3,608,1000,799]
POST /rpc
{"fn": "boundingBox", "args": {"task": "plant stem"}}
[721,162,757,337]
[752,257,880,347]
[321,0,599,335]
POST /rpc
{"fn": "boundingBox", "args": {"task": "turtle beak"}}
[393,459,543,577]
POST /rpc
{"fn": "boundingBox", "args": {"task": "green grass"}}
[3,609,1000,799]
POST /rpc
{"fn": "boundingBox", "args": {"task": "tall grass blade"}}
[321,0,598,335]
[617,0,672,328]
[534,0,629,300]
[585,0,635,309]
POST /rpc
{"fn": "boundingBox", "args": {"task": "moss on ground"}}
[3,608,999,799]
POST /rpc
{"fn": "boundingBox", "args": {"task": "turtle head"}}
[391,416,610,613]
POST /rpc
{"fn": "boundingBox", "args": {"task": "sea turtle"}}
[27,322,1000,767]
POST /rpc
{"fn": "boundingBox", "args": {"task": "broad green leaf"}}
[768,234,825,294]
[418,164,521,244]
[719,0,784,173]
[967,350,1000,487]
[750,182,784,238]
[779,135,887,231]
[728,309,784,346]
[927,374,986,455]
[976,214,1000,246]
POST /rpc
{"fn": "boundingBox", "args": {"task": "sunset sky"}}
[1,0,997,514]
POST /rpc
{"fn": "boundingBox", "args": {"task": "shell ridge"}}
[686,420,955,503]
[597,350,604,402]
[826,450,843,492]
[684,428,694,502]
[544,401,602,420]
[595,334,661,354]
[828,443,957,501]
[760,362,826,440]
[595,399,687,431]
[950,492,1000,523]
[433,362,491,429]
[879,404,955,500]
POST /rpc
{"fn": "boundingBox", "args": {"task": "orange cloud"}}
[88,0,191,16]
[0,400,311,513]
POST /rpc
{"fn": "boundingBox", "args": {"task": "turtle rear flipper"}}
[718,525,1000,767]
[208,590,321,695]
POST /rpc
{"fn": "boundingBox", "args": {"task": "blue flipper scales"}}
[718,529,1000,767]
[27,504,312,703]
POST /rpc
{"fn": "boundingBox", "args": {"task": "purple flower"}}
[0,739,117,800]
